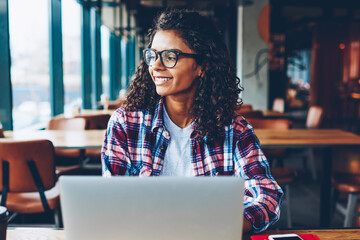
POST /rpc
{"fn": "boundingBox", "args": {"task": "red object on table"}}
[251,234,320,240]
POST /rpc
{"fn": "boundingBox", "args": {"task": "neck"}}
[164,97,193,128]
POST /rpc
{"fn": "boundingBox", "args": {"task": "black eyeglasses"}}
[143,48,198,68]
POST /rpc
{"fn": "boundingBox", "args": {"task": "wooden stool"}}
[332,173,360,227]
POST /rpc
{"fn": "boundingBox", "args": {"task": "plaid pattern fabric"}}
[101,98,283,232]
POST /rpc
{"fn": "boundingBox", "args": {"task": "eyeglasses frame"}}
[143,48,199,68]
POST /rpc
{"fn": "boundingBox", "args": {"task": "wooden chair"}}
[332,148,360,227]
[46,117,88,176]
[247,118,291,130]
[0,139,60,226]
[332,173,360,227]
[288,105,325,180]
[304,105,324,179]
[77,114,110,170]
[306,105,325,129]
[247,118,296,228]
[106,99,125,110]
[247,118,291,163]
[240,104,253,111]
[238,110,263,118]
[0,124,4,138]
[78,114,110,130]
[272,97,285,113]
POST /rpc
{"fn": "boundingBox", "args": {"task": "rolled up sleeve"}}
[234,127,283,233]
[101,109,131,176]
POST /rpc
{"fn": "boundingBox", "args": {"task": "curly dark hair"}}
[126,8,243,143]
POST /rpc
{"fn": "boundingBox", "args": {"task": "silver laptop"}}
[59,176,244,240]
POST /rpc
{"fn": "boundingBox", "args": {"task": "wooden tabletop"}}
[254,129,360,148]
[57,109,115,118]
[3,130,106,149]
[261,110,290,118]
[7,228,360,240]
[7,228,65,240]
[77,109,115,116]
[3,129,360,149]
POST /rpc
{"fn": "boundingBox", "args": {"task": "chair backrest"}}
[46,118,87,157]
[272,98,285,113]
[46,117,87,130]
[239,110,263,118]
[246,118,291,159]
[78,114,110,130]
[240,104,253,111]
[0,139,56,192]
[306,105,324,129]
[107,100,125,110]
[247,118,292,130]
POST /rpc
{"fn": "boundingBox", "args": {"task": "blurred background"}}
[1,0,359,133]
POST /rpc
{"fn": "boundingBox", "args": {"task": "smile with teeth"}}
[154,77,173,85]
[155,77,172,81]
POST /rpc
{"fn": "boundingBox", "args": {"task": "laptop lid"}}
[60,176,244,240]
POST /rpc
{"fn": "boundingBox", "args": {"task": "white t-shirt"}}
[160,107,195,176]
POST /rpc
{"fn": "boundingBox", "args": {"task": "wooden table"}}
[7,228,360,240]
[254,129,360,227]
[57,109,115,118]
[7,228,65,240]
[3,129,360,227]
[254,129,360,148]
[261,110,290,119]
[77,109,115,116]
[3,130,106,149]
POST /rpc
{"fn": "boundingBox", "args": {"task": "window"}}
[9,0,50,130]
[62,0,82,115]
[101,25,110,97]
[286,49,311,110]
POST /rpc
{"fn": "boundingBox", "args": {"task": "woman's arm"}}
[101,109,130,176]
[233,123,283,233]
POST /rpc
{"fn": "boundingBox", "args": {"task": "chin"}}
[155,88,169,97]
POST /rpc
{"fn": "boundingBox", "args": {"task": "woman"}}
[102,9,282,233]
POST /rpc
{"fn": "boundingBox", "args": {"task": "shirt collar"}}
[151,98,199,139]
[151,98,166,132]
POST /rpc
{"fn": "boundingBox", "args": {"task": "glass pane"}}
[286,49,311,110]
[9,0,50,130]
[62,0,82,115]
[101,25,110,97]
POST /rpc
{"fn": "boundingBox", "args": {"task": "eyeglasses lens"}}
[162,51,177,68]
[144,49,178,68]
[145,50,156,66]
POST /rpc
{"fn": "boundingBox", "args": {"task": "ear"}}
[199,69,204,78]
[198,63,209,78]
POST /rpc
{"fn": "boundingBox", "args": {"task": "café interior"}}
[0,0,360,238]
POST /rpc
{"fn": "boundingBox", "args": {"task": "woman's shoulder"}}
[231,114,253,133]
[231,115,260,148]
[110,106,151,124]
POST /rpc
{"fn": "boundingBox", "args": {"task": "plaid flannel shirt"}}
[101,98,283,233]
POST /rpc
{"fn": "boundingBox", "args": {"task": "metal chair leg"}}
[54,208,62,228]
[344,193,358,227]
[285,184,292,228]
[307,149,317,181]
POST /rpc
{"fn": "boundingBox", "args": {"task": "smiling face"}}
[148,30,202,102]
